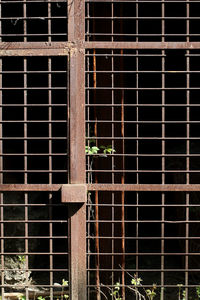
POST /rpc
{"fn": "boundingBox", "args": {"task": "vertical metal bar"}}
[0,4,3,296]
[68,0,85,184]
[48,1,51,43]
[24,58,29,300]
[161,3,165,296]
[120,40,125,300]
[92,47,100,298]
[68,203,86,300]
[86,50,91,300]
[136,0,139,280]
[68,1,86,300]
[48,57,53,300]
[23,0,27,42]
[111,46,114,291]
[185,3,190,297]
[1,193,4,300]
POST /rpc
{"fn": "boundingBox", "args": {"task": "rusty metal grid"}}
[0,56,69,185]
[85,0,200,42]
[3,0,200,299]
[85,46,200,299]
[0,191,69,299]
[0,0,68,42]
[86,191,200,300]
[86,49,200,185]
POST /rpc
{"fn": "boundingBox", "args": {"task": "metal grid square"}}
[87,191,200,300]
[85,0,200,42]
[0,0,68,42]
[86,49,200,185]
[0,191,69,299]
[1,56,68,184]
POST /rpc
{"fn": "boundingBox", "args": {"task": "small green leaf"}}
[131,277,142,286]
[62,279,69,287]
[37,296,45,300]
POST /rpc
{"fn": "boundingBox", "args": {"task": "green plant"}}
[100,145,116,156]
[182,290,186,300]
[17,296,26,300]
[177,284,183,300]
[37,296,45,300]
[110,282,122,300]
[145,285,157,300]
[128,274,156,300]
[17,255,26,263]
[85,144,115,156]
[85,145,100,155]
[197,287,200,299]
[61,279,69,300]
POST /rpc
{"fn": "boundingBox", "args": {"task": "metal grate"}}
[0,191,69,299]
[1,56,68,184]
[0,0,68,42]
[86,47,200,299]
[86,49,200,185]
[85,0,200,42]
[87,191,200,299]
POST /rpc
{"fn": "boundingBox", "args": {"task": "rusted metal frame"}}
[2,183,200,192]
[0,42,75,56]
[0,0,67,2]
[1,42,200,57]
[85,42,200,49]
[0,41,200,54]
[0,49,70,56]
[68,1,86,300]
[87,184,200,191]
[85,0,200,2]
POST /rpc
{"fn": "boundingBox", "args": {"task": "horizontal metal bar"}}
[86,252,200,256]
[0,184,200,192]
[87,184,200,191]
[85,42,200,49]
[86,170,200,173]
[87,268,200,272]
[85,0,200,2]
[0,0,67,2]
[0,42,200,56]
[86,120,200,123]
[87,204,200,207]
[0,49,69,56]
[86,17,200,20]
[0,137,66,140]
[0,184,62,191]
[85,137,200,140]
[0,42,71,56]
[0,153,67,156]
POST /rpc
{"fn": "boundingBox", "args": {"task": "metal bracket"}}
[61,184,87,203]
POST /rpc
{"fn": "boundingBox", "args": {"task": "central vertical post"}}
[67,0,86,299]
